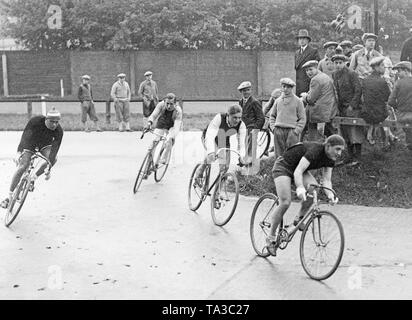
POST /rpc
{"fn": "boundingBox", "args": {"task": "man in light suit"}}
[295,29,321,97]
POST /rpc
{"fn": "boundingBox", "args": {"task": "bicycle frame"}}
[140,128,168,171]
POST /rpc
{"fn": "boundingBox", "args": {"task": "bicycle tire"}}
[299,210,345,281]
[154,144,171,182]
[210,171,239,226]
[5,177,30,227]
[187,163,208,211]
[133,152,151,193]
[250,193,280,257]
[256,129,270,159]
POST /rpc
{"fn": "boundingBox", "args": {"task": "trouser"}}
[10,146,54,192]
[272,127,300,159]
[246,128,259,161]
[306,122,336,142]
[346,143,362,161]
[114,100,130,122]
[81,101,99,123]
[149,128,176,162]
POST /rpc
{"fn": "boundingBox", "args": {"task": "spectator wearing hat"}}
[349,33,382,79]
[352,44,364,52]
[388,61,412,150]
[300,60,338,142]
[332,54,363,165]
[111,73,132,132]
[339,40,353,66]
[318,41,339,78]
[295,29,321,97]
[77,75,101,132]
[360,56,391,144]
[269,78,306,158]
[400,27,412,63]
[138,71,159,126]
[238,81,265,162]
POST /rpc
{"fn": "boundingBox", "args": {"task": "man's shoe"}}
[293,215,305,231]
[266,235,278,256]
[96,127,102,132]
[84,127,90,133]
[28,180,35,192]
[0,198,10,209]
[45,172,51,181]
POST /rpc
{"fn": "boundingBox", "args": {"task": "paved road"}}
[0,132,411,299]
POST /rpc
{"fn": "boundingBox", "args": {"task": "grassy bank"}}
[238,143,412,209]
[0,112,214,131]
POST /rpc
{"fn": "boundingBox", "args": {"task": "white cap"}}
[117,73,126,78]
[237,81,252,91]
[144,71,153,76]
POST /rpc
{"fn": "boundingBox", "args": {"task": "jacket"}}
[332,67,362,116]
[239,95,265,130]
[295,45,321,96]
[304,71,338,123]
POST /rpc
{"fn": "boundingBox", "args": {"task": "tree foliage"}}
[1,0,411,50]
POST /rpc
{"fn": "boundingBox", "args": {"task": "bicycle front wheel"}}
[210,172,239,226]
[250,193,280,257]
[5,177,30,227]
[188,163,207,211]
[133,153,151,193]
[256,129,270,159]
[154,144,171,182]
[299,210,345,281]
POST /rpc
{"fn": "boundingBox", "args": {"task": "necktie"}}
[366,50,371,61]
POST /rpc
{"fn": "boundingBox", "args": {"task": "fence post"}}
[27,101,32,119]
[41,95,47,115]
[2,53,9,96]
[106,99,111,124]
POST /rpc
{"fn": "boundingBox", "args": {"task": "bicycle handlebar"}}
[214,148,245,167]
[31,152,52,169]
[140,128,167,140]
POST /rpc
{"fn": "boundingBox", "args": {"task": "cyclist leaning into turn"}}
[194,104,247,187]
[1,108,64,209]
[142,93,182,178]
[266,134,344,254]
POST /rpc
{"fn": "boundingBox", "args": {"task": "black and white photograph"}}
[0,0,411,305]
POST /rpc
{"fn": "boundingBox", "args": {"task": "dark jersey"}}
[17,116,64,162]
[278,142,335,174]
[201,113,243,146]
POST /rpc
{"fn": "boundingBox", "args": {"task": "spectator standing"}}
[77,75,101,132]
[295,29,321,97]
[111,73,132,132]
[339,40,353,67]
[238,81,265,162]
[269,78,306,158]
[300,60,338,142]
[138,71,159,126]
[360,57,391,145]
[318,41,339,78]
[400,27,412,62]
[388,61,412,151]
[349,33,382,79]
[332,54,363,165]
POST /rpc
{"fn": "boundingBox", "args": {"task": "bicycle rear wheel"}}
[210,172,239,226]
[5,177,30,227]
[187,163,208,211]
[250,193,280,257]
[133,153,151,193]
[300,210,345,280]
[154,144,171,182]
[256,129,270,159]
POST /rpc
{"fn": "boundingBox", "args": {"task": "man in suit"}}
[295,29,321,97]
[238,81,265,163]
[400,27,412,63]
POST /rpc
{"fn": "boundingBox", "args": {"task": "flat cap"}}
[369,56,385,67]
[280,77,296,87]
[323,41,339,49]
[237,81,252,91]
[302,60,319,69]
[362,33,378,43]
[339,40,353,47]
[392,61,412,71]
[331,54,348,62]
[352,44,364,51]
[117,73,126,78]
[144,71,153,76]
[81,74,90,80]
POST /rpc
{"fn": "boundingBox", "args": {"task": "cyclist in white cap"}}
[1,108,64,209]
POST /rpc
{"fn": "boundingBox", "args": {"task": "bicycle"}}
[188,148,243,226]
[133,128,171,193]
[4,152,52,227]
[250,184,344,280]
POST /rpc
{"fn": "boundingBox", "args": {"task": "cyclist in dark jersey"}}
[194,105,247,185]
[266,134,345,254]
[1,108,64,209]
[143,93,182,177]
